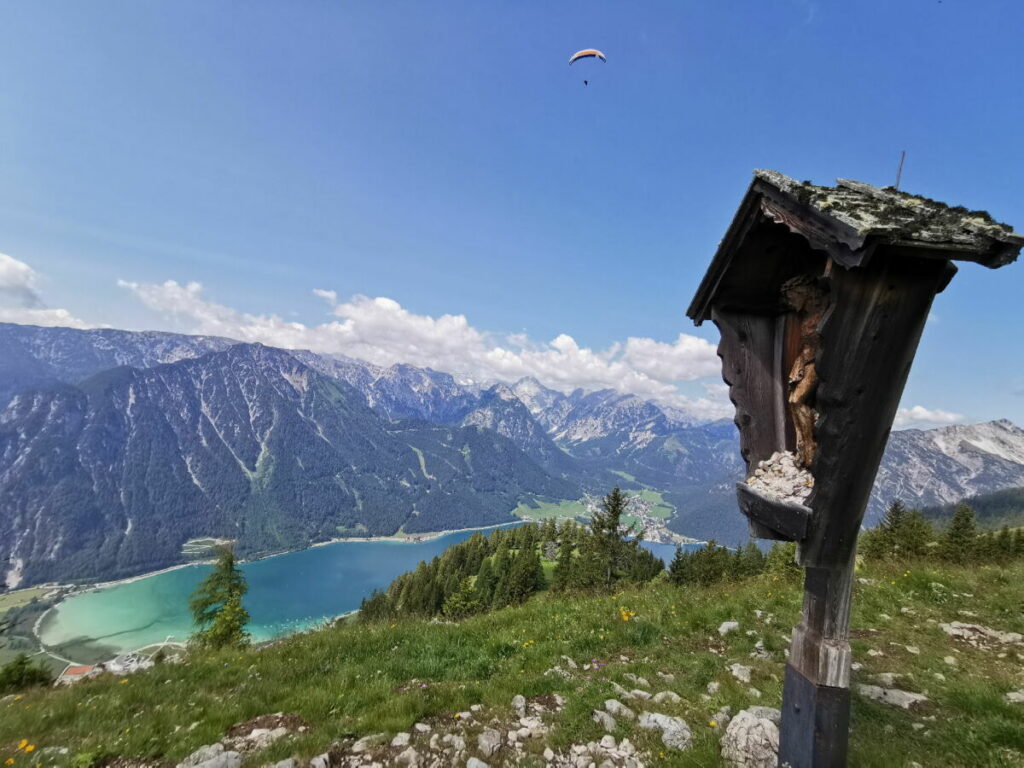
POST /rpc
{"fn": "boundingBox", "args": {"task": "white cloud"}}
[893,405,965,430]
[0,253,91,328]
[118,278,731,420]
[0,252,44,308]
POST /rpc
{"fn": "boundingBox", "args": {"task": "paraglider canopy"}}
[568,48,607,65]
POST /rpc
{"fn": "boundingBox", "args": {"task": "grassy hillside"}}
[2,559,1023,767]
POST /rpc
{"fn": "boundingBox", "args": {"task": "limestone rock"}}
[177,745,241,768]
[729,664,752,684]
[592,710,617,730]
[478,728,502,758]
[856,684,929,710]
[720,707,781,768]
[719,621,740,637]
[652,691,681,704]
[395,746,419,766]
[638,711,692,750]
[466,759,489,768]
[604,699,636,720]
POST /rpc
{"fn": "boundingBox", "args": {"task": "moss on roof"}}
[754,169,1023,253]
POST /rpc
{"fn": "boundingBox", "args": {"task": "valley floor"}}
[2,560,1023,767]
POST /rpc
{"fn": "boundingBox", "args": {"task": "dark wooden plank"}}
[801,251,951,567]
[712,309,784,471]
[736,482,810,541]
[779,663,851,768]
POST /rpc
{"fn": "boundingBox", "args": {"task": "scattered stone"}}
[600,734,617,749]
[747,687,762,699]
[593,710,617,730]
[630,689,652,700]
[394,746,419,766]
[657,671,675,682]
[719,621,740,636]
[905,645,920,655]
[561,655,579,669]
[943,656,958,666]
[867,649,884,657]
[707,681,721,695]
[940,622,1023,647]
[177,745,233,768]
[749,641,769,660]
[605,699,636,720]
[876,673,902,687]
[729,664,752,684]
[478,728,502,758]
[511,694,526,712]
[466,759,489,768]
[391,732,411,747]
[351,734,387,753]
[638,712,692,750]
[720,707,781,768]
[746,450,813,503]
[272,760,296,768]
[413,723,431,733]
[652,691,681,704]
[856,684,929,710]
[1006,690,1024,704]
[624,673,651,688]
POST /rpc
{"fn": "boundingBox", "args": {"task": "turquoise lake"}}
[38,530,688,664]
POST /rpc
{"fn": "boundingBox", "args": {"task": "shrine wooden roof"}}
[688,170,1022,324]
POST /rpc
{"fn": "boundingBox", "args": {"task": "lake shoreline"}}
[30,521,528,664]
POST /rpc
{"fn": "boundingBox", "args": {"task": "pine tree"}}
[898,508,935,558]
[551,532,576,592]
[474,557,498,604]
[939,504,978,564]
[0,653,52,694]
[189,545,250,649]
[442,577,482,619]
[668,546,692,586]
[590,486,638,589]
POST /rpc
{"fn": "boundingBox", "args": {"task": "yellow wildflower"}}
[709,720,717,727]
[5,759,14,766]
[22,749,33,756]
[18,741,27,750]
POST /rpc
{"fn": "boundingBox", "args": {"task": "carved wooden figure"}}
[687,170,1021,767]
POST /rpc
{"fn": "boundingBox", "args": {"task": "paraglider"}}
[569,48,606,86]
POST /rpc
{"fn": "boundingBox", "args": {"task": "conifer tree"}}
[442,577,482,619]
[189,545,250,649]
[474,557,498,604]
[590,486,639,589]
[939,504,978,564]
[551,531,576,592]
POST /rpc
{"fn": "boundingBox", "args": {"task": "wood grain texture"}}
[736,482,810,541]
[779,663,851,768]
[800,251,951,567]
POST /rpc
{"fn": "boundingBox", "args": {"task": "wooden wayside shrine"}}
[687,170,1022,767]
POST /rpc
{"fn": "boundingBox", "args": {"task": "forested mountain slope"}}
[0,344,575,586]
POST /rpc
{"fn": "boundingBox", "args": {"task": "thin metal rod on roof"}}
[895,150,906,190]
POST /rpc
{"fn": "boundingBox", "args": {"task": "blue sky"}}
[0,1,1021,425]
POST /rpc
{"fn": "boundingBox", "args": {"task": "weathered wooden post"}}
[686,171,1021,767]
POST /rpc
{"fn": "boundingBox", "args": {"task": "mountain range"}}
[2,321,1023,588]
